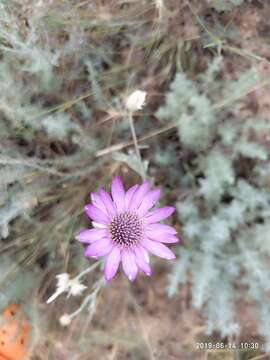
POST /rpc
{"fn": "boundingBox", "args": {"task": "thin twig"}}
[0,157,66,177]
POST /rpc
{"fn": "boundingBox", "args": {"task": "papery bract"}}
[125,90,146,112]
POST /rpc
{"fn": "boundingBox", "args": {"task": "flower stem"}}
[76,261,101,281]
[128,112,146,180]
[69,278,105,320]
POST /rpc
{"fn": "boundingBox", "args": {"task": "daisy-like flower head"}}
[76,177,180,282]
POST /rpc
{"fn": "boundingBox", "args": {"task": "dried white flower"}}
[56,273,70,292]
[67,279,87,297]
[59,314,71,327]
[125,90,147,112]
[46,273,87,304]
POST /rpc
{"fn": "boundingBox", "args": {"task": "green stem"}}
[128,112,146,180]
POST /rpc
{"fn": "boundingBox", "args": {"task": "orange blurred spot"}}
[0,304,31,360]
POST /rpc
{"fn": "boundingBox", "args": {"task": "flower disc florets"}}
[110,212,143,247]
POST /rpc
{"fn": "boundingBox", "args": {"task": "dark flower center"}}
[109,212,143,246]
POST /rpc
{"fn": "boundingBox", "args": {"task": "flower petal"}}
[85,204,109,224]
[122,250,138,281]
[144,206,175,224]
[84,237,113,258]
[133,246,152,276]
[111,176,125,212]
[145,223,177,235]
[142,237,176,260]
[138,245,150,263]
[92,222,107,229]
[99,188,116,217]
[90,192,108,214]
[147,233,179,244]
[137,188,161,217]
[104,246,121,281]
[75,228,107,244]
[125,184,139,210]
[129,180,151,212]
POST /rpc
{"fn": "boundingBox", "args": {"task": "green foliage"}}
[209,0,244,12]
[0,2,161,332]
[113,152,149,179]
[0,257,40,310]
[156,73,216,149]
[157,57,270,347]
[41,113,80,141]
[0,0,107,311]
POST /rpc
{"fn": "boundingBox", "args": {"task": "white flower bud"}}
[125,90,147,112]
[59,314,71,327]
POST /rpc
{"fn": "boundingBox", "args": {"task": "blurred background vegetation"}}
[1,0,270,359]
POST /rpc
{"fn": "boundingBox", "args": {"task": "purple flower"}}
[76,177,180,282]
